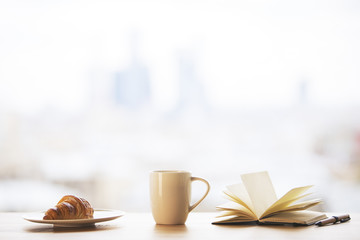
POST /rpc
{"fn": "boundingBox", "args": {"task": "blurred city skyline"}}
[1,0,360,115]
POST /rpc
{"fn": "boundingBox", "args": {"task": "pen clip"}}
[333,215,351,224]
[339,216,351,223]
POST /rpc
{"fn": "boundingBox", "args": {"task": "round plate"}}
[23,209,124,227]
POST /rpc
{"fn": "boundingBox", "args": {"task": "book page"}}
[241,171,277,219]
[260,185,313,218]
[260,210,327,225]
[216,202,255,219]
[276,199,321,213]
[225,183,254,213]
[213,215,258,224]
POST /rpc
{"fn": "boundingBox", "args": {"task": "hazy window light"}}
[0,0,359,110]
[0,0,360,212]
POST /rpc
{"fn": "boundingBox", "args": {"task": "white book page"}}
[216,202,255,218]
[226,183,254,212]
[260,186,313,218]
[241,171,277,218]
[260,210,327,225]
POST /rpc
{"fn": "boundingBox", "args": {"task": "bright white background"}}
[0,0,360,213]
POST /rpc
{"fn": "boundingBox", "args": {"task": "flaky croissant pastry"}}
[43,195,94,220]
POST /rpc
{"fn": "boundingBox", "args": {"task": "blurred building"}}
[114,32,151,110]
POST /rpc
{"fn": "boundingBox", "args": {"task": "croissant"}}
[43,195,94,220]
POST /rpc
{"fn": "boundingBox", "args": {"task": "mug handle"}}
[189,177,210,212]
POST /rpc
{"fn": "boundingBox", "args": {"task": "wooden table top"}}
[0,212,358,240]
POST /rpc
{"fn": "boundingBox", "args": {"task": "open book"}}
[213,171,327,225]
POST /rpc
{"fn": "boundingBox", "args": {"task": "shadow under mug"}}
[150,170,210,225]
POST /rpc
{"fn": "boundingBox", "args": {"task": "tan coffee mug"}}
[150,170,210,225]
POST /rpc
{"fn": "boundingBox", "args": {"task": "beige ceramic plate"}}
[23,209,124,227]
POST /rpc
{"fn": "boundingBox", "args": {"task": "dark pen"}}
[315,214,351,226]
